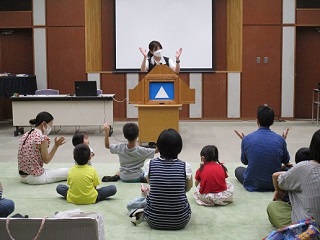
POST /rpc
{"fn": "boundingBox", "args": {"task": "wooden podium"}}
[129,65,195,143]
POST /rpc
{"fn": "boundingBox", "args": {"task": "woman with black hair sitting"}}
[143,129,193,230]
[18,111,69,185]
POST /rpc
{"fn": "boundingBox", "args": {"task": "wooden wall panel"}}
[296,9,320,26]
[241,26,282,118]
[46,0,85,27]
[295,27,320,118]
[0,29,33,74]
[101,0,115,71]
[212,0,227,71]
[101,73,126,120]
[47,27,86,94]
[178,73,190,119]
[0,12,32,27]
[243,0,281,25]
[85,0,102,72]
[227,0,242,71]
[202,73,227,119]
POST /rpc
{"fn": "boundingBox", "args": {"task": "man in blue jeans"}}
[0,182,15,217]
[234,105,291,192]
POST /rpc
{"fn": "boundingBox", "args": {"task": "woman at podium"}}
[139,40,182,73]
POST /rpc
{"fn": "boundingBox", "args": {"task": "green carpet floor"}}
[1,162,275,240]
[2,120,317,239]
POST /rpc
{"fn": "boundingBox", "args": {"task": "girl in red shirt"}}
[194,145,234,206]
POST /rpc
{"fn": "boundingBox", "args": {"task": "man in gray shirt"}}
[267,129,320,228]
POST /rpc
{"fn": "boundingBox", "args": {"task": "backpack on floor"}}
[263,217,320,240]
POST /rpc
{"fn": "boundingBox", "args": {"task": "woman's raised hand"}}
[54,137,66,147]
[175,48,183,60]
[139,47,148,57]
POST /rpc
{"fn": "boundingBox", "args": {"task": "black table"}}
[0,75,37,97]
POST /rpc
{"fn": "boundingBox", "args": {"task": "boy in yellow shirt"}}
[56,144,117,204]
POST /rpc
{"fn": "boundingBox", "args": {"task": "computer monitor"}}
[74,81,97,96]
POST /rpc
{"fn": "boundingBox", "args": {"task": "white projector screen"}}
[115,0,213,71]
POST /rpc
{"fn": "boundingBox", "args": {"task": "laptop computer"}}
[74,81,97,96]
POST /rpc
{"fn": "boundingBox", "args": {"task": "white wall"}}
[33,28,47,90]
[283,0,295,24]
[227,73,241,118]
[126,73,139,118]
[33,0,47,90]
[281,27,295,118]
[189,73,202,118]
[281,0,295,117]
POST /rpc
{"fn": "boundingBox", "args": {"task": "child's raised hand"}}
[103,123,110,133]
[282,128,289,139]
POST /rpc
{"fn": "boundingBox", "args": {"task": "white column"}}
[33,0,47,90]
[227,72,241,118]
[33,28,47,90]
[281,27,295,117]
[283,0,295,24]
[87,73,101,90]
[33,0,46,26]
[281,0,295,117]
[189,73,202,118]
[126,73,139,118]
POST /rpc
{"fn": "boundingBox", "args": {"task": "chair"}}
[35,89,60,132]
[35,89,59,95]
[97,89,103,95]
[0,217,103,240]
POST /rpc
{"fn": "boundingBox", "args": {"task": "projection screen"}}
[115,0,213,71]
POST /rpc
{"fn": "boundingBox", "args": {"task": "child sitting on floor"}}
[72,131,94,165]
[56,144,117,204]
[194,145,234,206]
[102,122,158,183]
[0,182,15,217]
